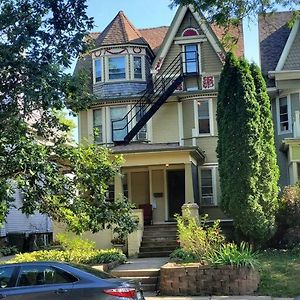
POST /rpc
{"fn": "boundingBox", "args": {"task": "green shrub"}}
[0,246,19,256]
[176,214,225,261]
[169,248,198,263]
[8,248,126,265]
[56,234,95,252]
[207,242,258,268]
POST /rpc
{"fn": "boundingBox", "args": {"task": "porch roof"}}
[110,143,205,166]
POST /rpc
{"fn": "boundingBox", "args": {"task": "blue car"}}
[0,261,144,300]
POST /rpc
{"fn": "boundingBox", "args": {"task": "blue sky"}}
[84,0,260,64]
[70,0,261,141]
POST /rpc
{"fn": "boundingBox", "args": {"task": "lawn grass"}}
[257,249,300,297]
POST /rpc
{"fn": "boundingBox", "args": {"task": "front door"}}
[167,170,185,220]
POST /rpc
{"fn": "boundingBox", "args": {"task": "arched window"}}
[182,28,198,37]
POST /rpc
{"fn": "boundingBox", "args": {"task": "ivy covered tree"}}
[217,53,278,245]
[0,0,137,235]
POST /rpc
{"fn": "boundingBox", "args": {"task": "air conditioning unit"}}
[201,196,214,206]
[136,128,147,141]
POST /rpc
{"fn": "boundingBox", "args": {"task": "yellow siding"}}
[196,136,218,162]
[79,110,89,144]
[291,145,300,160]
[182,100,194,139]
[152,170,165,223]
[131,172,149,207]
[152,102,179,143]
[158,43,181,74]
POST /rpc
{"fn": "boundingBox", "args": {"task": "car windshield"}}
[68,263,116,279]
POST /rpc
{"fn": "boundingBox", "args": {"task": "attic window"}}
[182,28,198,37]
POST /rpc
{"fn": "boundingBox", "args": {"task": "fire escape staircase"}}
[112,51,199,145]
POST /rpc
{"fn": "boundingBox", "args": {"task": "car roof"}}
[0,261,68,267]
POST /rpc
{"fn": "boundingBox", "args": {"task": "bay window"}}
[94,59,102,82]
[133,56,142,79]
[108,56,126,80]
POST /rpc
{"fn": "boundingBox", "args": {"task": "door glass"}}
[184,44,198,73]
[17,265,77,287]
[0,266,15,289]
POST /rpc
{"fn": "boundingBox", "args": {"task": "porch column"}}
[114,173,123,201]
[184,163,195,203]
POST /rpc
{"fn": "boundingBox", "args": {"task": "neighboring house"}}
[259,12,300,188]
[76,5,244,225]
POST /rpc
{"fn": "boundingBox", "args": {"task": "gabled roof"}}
[259,11,294,75]
[95,11,147,46]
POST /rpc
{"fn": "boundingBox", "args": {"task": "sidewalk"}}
[144,296,293,300]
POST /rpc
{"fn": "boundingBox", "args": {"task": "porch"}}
[112,143,205,224]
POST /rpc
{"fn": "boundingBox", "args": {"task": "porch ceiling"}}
[110,143,205,167]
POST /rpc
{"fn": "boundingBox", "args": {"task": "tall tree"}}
[217,53,278,245]
[250,63,279,230]
[0,0,137,235]
[170,0,299,26]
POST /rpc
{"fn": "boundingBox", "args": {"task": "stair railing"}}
[111,50,199,143]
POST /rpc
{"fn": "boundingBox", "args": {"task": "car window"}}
[16,265,77,287]
[0,266,15,289]
[68,263,115,279]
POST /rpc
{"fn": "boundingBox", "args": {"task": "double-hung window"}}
[200,168,216,206]
[278,96,290,133]
[111,107,128,141]
[184,44,198,74]
[108,56,126,80]
[198,99,210,134]
[93,109,102,144]
[133,56,142,79]
[94,59,102,82]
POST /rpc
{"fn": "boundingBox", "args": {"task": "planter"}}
[159,262,260,296]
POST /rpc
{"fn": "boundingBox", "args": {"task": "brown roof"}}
[211,24,244,57]
[95,11,147,46]
[139,26,169,54]
[259,11,294,76]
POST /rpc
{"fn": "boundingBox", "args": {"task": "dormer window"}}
[108,56,126,80]
[94,59,102,82]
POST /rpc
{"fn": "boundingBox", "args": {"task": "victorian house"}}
[73,5,243,255]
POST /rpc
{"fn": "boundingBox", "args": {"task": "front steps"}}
[111,269,160,292]
[138,224,178,258]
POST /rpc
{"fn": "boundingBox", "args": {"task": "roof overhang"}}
[111,144,205,167]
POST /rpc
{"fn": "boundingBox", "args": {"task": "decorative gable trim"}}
[152,5,225,72]
[276,18,300,71]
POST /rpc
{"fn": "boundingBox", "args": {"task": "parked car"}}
[0,261,144,300]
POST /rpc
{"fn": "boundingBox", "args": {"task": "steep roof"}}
[95,11,147,46]
[259,11,294,75]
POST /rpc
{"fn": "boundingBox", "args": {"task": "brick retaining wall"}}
[160,263,260,296]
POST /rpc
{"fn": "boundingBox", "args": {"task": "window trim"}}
[131,55,145,81]
[276,94,292,135]
[93,57,103,84]
[200,166,218,206]
[106,55,128,82]
[182,43,201,75]
[193,98,214,137]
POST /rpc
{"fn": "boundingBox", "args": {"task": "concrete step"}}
[142,236,177,243]
[138,251,172,258]
[140,245,177,252]
[144,224,176,229]
[141,241,178,248]
[142,231,177,237]
[121,276,158,284]
[111,269,160,278]
[144,226,177,232]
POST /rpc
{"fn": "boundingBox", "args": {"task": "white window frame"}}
[193,98,214,137]
[93,57,103,84]
[276,94,292,135]
[105,55,129,82]
[93,108,103,144]
[200,166,218,206]
[131,55,145,81]
[181,43,201,75]
[109,105,130,143]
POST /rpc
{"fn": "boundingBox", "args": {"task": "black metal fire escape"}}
[112,51,199,145]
